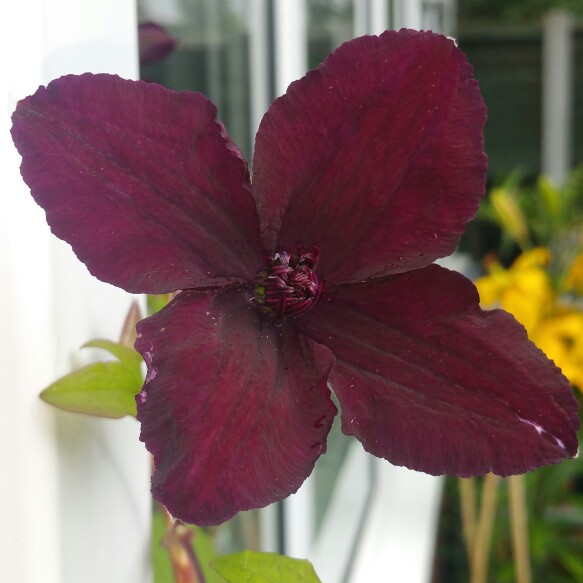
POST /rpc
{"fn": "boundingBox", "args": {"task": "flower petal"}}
[295,265,579,476]
[12,74,263,293]
[253,30,487,286]
[135,289,337,525]
[138,22,177,65]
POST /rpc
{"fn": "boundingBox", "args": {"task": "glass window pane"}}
[307,0,354,68]
[139,0,253,157]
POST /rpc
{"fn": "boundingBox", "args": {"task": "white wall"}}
[1,1,151,582]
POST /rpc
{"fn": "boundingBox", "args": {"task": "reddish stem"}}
[160,504,207,583]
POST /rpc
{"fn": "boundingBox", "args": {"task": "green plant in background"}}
[477,164,583,258]
[440,165,583,583]
[477,165,583,392]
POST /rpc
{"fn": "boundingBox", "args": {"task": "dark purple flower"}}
[138,22,177,65]
[11,30,579,526]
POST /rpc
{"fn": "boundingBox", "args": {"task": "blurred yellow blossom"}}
[565,250,583,295]
[475,248,553,334]
[476,248,583,390]
[531,312,583,390]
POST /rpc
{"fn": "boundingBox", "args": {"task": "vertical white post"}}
[370,0,390,35]
[542,9,574,187]
[273,0,307,97]
[1,1,151,582]
[354,0,389,36]
[249,0,271,138]
[392,0,423,30]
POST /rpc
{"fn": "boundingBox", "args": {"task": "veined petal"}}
[135,289,337,525]
[12,74,263,293]
[295,265,579,477]
[253,30,487,286]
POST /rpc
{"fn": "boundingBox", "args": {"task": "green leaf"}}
[147,293,173,316]
[83,339,142,369]
[40,340,143,418]
[210,551,321,583]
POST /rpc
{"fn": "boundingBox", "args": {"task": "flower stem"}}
[470,473,500,583]
[458,477,477,565]
[508,474,532,583]
[161,504,207,583]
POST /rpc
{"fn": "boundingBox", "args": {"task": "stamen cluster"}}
[252,246,324,318]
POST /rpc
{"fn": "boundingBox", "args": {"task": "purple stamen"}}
[251,245,325,319]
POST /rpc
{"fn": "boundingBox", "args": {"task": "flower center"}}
[251,245,324,319]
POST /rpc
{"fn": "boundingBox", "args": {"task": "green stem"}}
[508,474,532,583]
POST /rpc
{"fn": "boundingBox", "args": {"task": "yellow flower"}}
[475,248,553,334]
[476,248,583,390]
[531,311,583,390]
[511,247,551,270]
[565,251,583,295]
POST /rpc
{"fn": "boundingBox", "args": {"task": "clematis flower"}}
[11,30,579,526]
